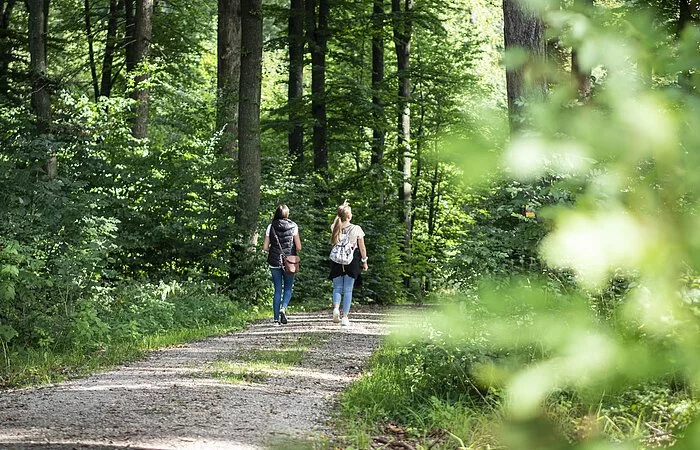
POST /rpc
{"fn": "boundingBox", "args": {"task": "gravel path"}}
[0,307,396,450]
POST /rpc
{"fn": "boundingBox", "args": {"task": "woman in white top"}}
[262,204,301,326]
[328,201,368,326]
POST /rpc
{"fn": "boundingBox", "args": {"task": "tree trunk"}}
[306,0,329,173]
[124,0,136,72]
[100,0,120,97]
[288,0,304,170]
[679,0,691,33]
[237,0,263,248]
[410,91,425,233]
[84,0,99,101]
[427,156,439,237]
[28,0,50,132]
[677,0,695,89]
[129,0,153,139]
[28,0,55,178]
[571,0,592,101]
[503,0,545,128]
[0,0,17,97]
[392,0,413,276]
[371,0,385,166]
[217,0,241,158]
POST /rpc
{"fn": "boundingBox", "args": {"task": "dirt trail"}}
[0,307,396,450]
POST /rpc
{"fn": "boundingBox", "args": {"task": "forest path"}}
[0,306,399,449]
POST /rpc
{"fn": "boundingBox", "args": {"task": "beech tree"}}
[99,0,121,98]
[217,0,241,158]
[503,0,546,127]
[28,0,50,132]
[237,0,263,248]
[28,0,55,178]
[128,0,153,138]
[306,0,329,173]
[84,0,99,101]
[392,0,414,266]
[287,0,305,169]
[0,0,17,97]
[571,0,592,101]
[371,0,386,166]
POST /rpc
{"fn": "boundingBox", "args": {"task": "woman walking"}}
[329,201,368,326]
[263,204,302,326]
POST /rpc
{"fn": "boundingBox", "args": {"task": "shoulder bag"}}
[272,226,300,275]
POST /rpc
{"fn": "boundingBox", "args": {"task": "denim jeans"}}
[332,275,355,315]
[271,267,295,321]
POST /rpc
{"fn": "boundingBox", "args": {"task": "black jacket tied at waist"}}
[268,219,297,268]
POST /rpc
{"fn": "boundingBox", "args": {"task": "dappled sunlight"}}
[0,435,262,449]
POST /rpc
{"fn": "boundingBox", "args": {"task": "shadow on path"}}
[0,306,402,450]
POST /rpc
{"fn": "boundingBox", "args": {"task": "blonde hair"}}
[330,201,351,244]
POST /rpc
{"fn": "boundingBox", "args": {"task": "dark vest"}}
[268,219,297,267]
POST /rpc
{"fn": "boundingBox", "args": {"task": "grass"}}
[0,309,270,388]
[199,332,328,385]
[207,360,270,384]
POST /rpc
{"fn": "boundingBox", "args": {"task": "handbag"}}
[272,225,300,275]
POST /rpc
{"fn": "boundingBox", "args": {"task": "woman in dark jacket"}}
[262,204,302,326]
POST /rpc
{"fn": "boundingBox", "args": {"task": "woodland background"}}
[2,0,700,447]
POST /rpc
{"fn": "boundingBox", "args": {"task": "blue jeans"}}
[332,275,355,315]
[271,268,295,321]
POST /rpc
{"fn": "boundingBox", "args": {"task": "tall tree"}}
[0,0,17,97]
[306,0,329,172]
[392,0,413,268]
[371,0,386,166]
[571,0,592,101]
[128,0,153,138]
[288,0,305,170]
[124,0,136,72]
[503,0,545,128]
[217,0,241,158]
[84,0,99,101]
[28,0,55,178]
[677,0,696,89]
[100,0,121,97]
[237,0,263,248]
[28,0,50,132]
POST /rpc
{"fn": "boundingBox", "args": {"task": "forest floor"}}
[0,305,399,449]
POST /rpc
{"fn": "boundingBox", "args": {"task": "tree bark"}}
[677,0,696,89]
[427,156,439,237]
[306,0,329,173]
[124,0,136,72]
[84,0,99,101]
[288,0,305,170]
[129,0,153,139]
[679,0,691,33]
[0,0,17,97]
[503,0,545,129]
[392,0,413,271]
[571,0,592,101]
[217,0,241,158]
[100,0,121,97]
[237,0,263,248]
[28,0,50,133]
[371,0,385,166]
[28,0,55,178]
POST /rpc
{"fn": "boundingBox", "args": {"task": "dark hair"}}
[273,204,290,221]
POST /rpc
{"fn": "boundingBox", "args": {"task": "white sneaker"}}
[272,321,281,327]
[341,317,350,327]
[332,309,340,323]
